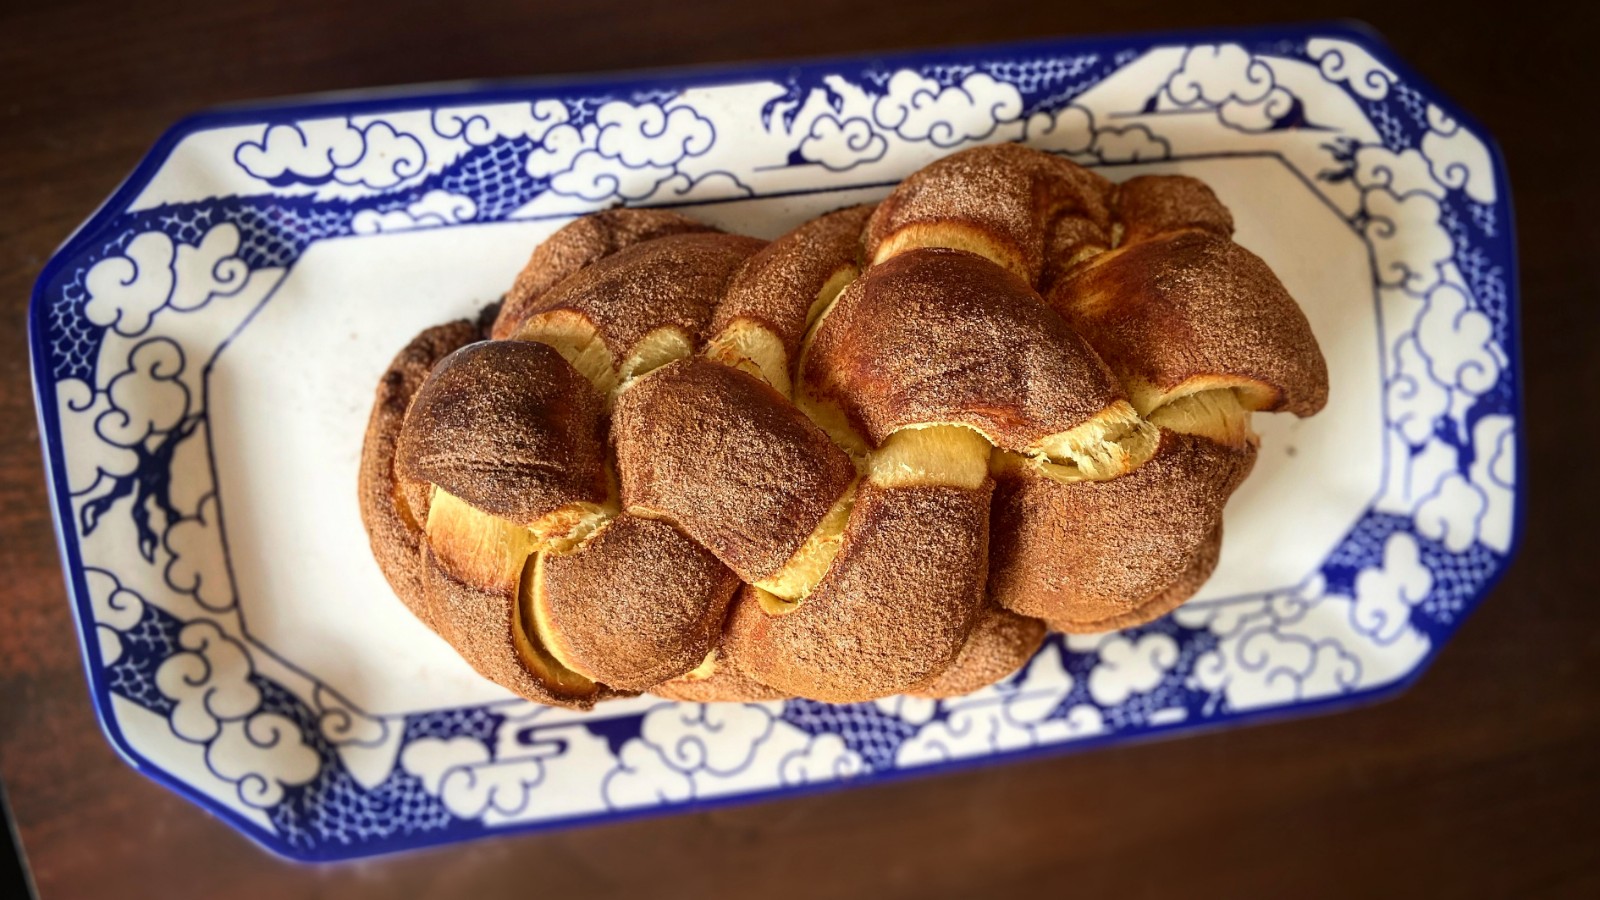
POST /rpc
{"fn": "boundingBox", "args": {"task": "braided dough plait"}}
[531,511,740,690]
[397,340,610,530]
[722,481,991,702]
[988,431,1252,629]
[909,604,1047,699]
[494,208,719,341]
[612,357,856,583]
[707,204,873,393]
[860,147,1325,631]
[360,143,1329,706]
[865,142,1111,283]
[358,317,484,631]
[651,649,789,703]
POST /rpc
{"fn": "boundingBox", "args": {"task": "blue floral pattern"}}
[30,26,1519,861]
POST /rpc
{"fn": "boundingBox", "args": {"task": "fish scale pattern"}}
[782,700,920,772]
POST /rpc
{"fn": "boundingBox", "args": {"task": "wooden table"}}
[3,1,1596,897]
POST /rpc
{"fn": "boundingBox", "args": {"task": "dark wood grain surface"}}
[3,1,1597,897]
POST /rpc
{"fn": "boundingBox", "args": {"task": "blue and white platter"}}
[29,23,1521,861]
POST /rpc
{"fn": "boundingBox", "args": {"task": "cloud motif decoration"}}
[56,379,138,497]
[527,101,717,202]
[778,733,863,786]
[647,171,754,203]
[207,715,321,808]
[1022,104,1096,154]
[872,71,1024,147]
[1387,281,1501,450]
[1468,415,1516,553]
[153,621,318,808]
[642,702,777,775]
[799,115,888,171]
[1387,334,1450,447]
[1193,622,1362,709]
[1090,124,1171,163]
[1163,44,1295,133]
[85,568,145,666]
[1415,474,1488,554]
[85,225,249,337]
[400,735,563,819]
[1353,146,1444,199]
[1421,105,1497,204]
[98,338,189,448]
[1364,189,1453,294]
[314,686,401,791]
[352,190,479,234]
[603,702,862,808]
[1188,583,1371,710]
[896,644,1103,766]
[597,103,716,167]
[430,99,569,146]
[1088,633,1180,706]
[236,119,427,189]
[164,492,234,611]
[156,621,261,742]
[1351,533,1434,644]
[1413,283,1499,399]
[1307,38,1397,100]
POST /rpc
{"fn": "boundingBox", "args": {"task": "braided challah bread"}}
[359,144,1328,709]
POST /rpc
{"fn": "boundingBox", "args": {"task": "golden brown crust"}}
[909,604,1046,698]
[803,247,1123,448]
[1047,522,1225,633]
[364,148,1330,708]
[396,340,610,525]
[714,204,874,359]
[419,542,632,710]
[536,514,740,691]
[613,358,857,581]
[651,652,790,703]
[722,483,990,703]
[1039,216,1113,292]
[493,209,718,340]
[1050,230,1329,417]
[514,232,766,363]
[988,430,1254,626]
[865,143,1112,282]
[358,318,483,631]
[1113,174,1235,245]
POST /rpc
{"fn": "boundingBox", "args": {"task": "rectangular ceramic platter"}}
[30,24,1520,860]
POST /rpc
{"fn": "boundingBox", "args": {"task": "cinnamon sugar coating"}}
[494,208,718,340]
[1113,174,1235,245]
[722,483,990,702]
[515,232,765,362]
[613,358,856,581]
[988,430,1254,627]
[358,318,481,631]
[367,143,1329,707]
[866,142,1112,283]
[715,204,874,358]
[1044,522,1226,634]
[652,651,790,703]
[804,247,1123,448]
[1051,230,1328,416]
[537,513,740,690]
[419,542,633,711]
[910,604,1046,699]
[396,340,610,525]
